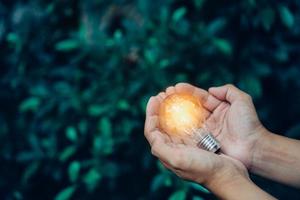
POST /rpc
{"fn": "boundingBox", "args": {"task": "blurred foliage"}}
[1,0,300,199]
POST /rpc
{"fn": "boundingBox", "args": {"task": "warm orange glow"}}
[159,93,205,137]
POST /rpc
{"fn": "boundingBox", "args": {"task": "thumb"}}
[208,84,249,103]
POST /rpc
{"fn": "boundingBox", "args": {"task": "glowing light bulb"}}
[159,93,220,153]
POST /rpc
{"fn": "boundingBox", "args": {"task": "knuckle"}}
[158,92,165,97]
[166,86,175,92]
[243,93,252,101]
[225,83,235,88]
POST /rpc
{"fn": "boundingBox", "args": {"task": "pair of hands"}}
[144,83,267,192]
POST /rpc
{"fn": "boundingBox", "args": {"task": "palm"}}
[205,98,263,167]
[159,140,248,184]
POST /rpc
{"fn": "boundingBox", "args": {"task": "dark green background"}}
[1,0,300,199]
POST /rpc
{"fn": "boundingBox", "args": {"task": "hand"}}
[206,84,268,169]
[207,85,300,189]
[144,83,249,189]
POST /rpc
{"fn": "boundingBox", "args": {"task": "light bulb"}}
[158,93,220,153]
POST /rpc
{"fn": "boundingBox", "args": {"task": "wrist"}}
[250,127,273,172]
[205,169,275,200]
[204,159,249,195]
[205,171,252,199]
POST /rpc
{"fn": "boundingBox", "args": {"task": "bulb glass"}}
[159,93,205,136]
[159,93,220,152]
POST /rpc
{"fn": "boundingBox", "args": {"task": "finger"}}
[158,92,166,100]
[144,112,172,144]
[166,86,176,95]
[144,115,159,137]
[146,96,161,116]
[210,102,230,130]
[156,93,166,104]
[167,146,213,171]
[175,83,207,101]
[204,115,218,137]
[145,96,166,144]
[208,84,248,103]
[174,83,215,117]
[151,136,177,163]
[175,82,195,94]
[145,129,167,147]
[192,87,216,113]
[203,94,223,112]
[145,96,171,144]
[145,94,178,144]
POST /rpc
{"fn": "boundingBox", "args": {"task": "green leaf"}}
[212,38,232,56]
[247,0,256,7]
[253,62,271,76]
[98,117,112,137]
[7,32,19,44]
[54,186,76,200]
[65,126,78,142]
[206,18,227,35]
[113,30,123,40]
[83,168,102,192]
[172,7,187,22]
[189,182,210,194]
[238,75,262,99]
[279,5,294,28]
[94,118,113,155]
[169,190,187,200]
[19,97,41,112]
[13,191,22,200]
[274,49,289,62]
[22,162,40,184]
[30,85,48,97]
[117,99,130,110]
[140,95,151,113]
[103,138,114,155]
[55,39,80,52]
[88,104,108,116]
[260,8,275,31]
[151,174,172,191]
[59,146,77,162]
[78,120,88,135]
[159,59,170,68]
[175,73,188,82]
[68,161,80,182]
[144,49,157,64]
[192,196,204,200]
[46,3,55,14]
[193,0,205,9]
[196,71,211,84]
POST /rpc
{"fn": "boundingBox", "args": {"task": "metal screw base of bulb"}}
[197,133,220,153]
